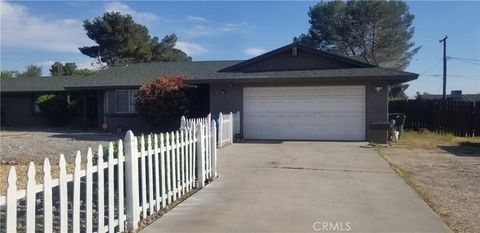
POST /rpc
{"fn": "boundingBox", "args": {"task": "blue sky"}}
[1,1,479,97]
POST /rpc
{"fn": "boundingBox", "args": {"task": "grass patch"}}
[394,131,479,150]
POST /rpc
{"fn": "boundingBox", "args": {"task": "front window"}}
[115,90,137,113]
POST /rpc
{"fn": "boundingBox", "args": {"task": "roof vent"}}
[292,46,297,56]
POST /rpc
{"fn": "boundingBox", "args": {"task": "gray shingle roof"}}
[0,75,84,93]
[67,61,416,89]
[1,60,418,92]
[67,60,242,88]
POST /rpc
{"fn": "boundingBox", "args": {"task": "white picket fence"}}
[0,116,217,233]
[217,111,240,148]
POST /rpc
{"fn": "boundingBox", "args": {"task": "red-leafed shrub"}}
[136,75,192,126]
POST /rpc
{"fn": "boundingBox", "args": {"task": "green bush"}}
[37,94,76,126]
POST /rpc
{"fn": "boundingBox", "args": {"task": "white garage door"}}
[243,86,366,141]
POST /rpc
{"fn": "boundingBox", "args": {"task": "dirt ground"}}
[377,132,480,233]
[0,128,122,194]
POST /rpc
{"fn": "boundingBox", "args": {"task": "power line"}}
[420,60,442,74]
[451,59,480,66]
[423,74,480,77]
[422,74,480,80]
[449,56,480,62]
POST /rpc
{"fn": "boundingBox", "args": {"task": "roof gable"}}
[220,43,376,73]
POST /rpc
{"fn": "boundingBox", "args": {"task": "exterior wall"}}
[209,83,243,115]
[101,87,212,133]
[209,80,389,143]
[1,93,47,127]
[102,90,151,133]
[104,114,152,132]
[365,81,389,143]
[97,91,104,129]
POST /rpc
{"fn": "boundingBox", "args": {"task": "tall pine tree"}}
[79,12,190,67]
[295,1,420,99]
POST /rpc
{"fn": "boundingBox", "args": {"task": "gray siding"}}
[226,48,362,72]
[102,90,150,132]
[1,93,47,127]
[104,114,151,132]
[365,81,389,143]
[210,80,389,143]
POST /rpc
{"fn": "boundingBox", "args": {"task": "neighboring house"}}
[0,43,418,143]
[419,90,480,102]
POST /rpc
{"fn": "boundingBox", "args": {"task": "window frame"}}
[114,90,138,114]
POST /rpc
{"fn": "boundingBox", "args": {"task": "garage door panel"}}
[244,86,366,141]
[287,115,301,125]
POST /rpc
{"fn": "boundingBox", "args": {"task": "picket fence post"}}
[229,112,234,144]
[58,155,68,233]
[196,122,206,188]
[73,152,82,233]
[218,112,223,148]
[86,148,93,232]
[6,167,17,233]
[125,130,140,231]
[180,116,186,130]
[26,162,36,233]
[211,120,218,178]
[97,145,105,233]
[43,158,52,233]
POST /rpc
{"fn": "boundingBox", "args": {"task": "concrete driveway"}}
[142,141,451,233]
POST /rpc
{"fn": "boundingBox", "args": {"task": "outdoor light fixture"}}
[374,85,383,92]
[221,89,226,94]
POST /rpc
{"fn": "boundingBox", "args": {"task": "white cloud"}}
[175,42,208,56]
[185,15,208,23]
[244,47,267,56]
[0,1,94,53]
[104,2,158,25]
[181,22,246,37]
[222,23,241,32]
[182,24,217,37]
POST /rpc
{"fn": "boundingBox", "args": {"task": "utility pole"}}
[439,35,448,100]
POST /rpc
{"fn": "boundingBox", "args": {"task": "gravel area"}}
[377,132,480,233]
[0,128,122,194]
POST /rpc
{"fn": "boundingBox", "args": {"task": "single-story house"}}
[1,43,418,143]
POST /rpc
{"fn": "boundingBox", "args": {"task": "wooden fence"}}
[0,116,217,233]
[389,99,480,136]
